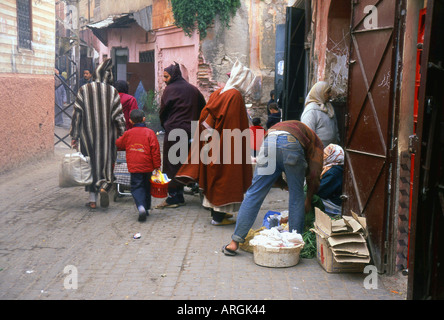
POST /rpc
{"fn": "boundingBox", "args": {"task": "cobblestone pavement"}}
[0,141,407,301]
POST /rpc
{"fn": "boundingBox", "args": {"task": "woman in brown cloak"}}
[176,60,256,225]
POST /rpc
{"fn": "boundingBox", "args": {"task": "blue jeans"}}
[232,134,307,243]
[130,172,152,212]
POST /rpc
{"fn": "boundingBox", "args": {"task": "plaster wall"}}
[0,0,55,174]
[201,0,286,113]
[0,74,54,174]
[155,27,200,93]
[0,0,55,74]
[309,0,351,100]
[105,24,155,63]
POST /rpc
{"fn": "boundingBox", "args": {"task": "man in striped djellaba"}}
[70,58,127,209]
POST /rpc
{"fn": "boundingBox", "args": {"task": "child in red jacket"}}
[116,109,161,222]
[249,117,266,158]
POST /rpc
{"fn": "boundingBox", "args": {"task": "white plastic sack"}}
[59,151,93,188]
[250,228,304,249]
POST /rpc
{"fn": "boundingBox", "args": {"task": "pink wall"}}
[155,27,200,93]
[105,24,155,63]
[91,23,201,98]
[0,74,54,173]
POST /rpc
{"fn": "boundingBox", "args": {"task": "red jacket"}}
[119,92,139,130]
[115,124,161,173]
[249,125,266,151]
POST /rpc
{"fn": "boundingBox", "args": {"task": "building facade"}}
[0,0,55,173]
[78,0,287,120]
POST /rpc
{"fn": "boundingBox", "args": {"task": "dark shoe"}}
[137,207,149,222]
[85,202,96,209]
[138,212,147,222]
[100,189,109,208]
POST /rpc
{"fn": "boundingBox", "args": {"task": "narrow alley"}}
[0,132,407,301]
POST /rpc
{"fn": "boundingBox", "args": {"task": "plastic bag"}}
[59,150,92,188]
[151,169,170,184]
[250,228,304,248]
[262,211,281,229]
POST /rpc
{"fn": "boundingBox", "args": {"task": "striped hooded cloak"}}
[70,59,126,192]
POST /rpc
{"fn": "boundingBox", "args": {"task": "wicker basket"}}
[253,243,304,268]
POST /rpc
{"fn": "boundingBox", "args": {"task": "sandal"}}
[85,202,96,209]
[211,218,236,226]
[221,245,237,256]
[154,200,185,209]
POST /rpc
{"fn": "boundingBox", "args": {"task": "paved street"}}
[0,138,407,301]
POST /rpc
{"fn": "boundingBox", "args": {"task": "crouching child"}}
[116,109,161,222]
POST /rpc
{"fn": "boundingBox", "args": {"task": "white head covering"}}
[221,60,256,95]
[305,81,335,118]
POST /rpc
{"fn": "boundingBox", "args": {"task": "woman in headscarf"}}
[114,80,139,130]
[299,143,344,239]
[310,143,344,216]
[156,62,206,208]
[318,144,344,213]
[70,59,127,209]
[176,60,256,226]
[301,81,340,148]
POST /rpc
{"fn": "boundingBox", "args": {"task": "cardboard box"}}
[313,208,370,273]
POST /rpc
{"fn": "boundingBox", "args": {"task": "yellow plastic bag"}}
[151,169,169,184]
[239,227,266,253]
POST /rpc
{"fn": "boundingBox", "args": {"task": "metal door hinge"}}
[408,135,419,154]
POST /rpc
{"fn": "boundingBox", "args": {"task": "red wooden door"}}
[343,0,401,272]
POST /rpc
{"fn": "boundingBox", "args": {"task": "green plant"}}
[141,90,163,133]
[170,0,241,39]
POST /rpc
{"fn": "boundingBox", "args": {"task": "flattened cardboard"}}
[315,208,333,236]
[342,215,363,233]
[333,255,371,264]
[351,210,368,237]
[314,208,370,273]
[331,219,348,233]
[331,242,370,256]
[315,233,366,273]
[327,233,366,247]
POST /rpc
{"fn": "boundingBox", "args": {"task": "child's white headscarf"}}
[305,81,335,118]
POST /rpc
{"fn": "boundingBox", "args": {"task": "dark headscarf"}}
[114,80,129,94]
[164,62,183,84]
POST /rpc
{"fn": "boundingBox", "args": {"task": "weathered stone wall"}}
[200,0,287,121]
